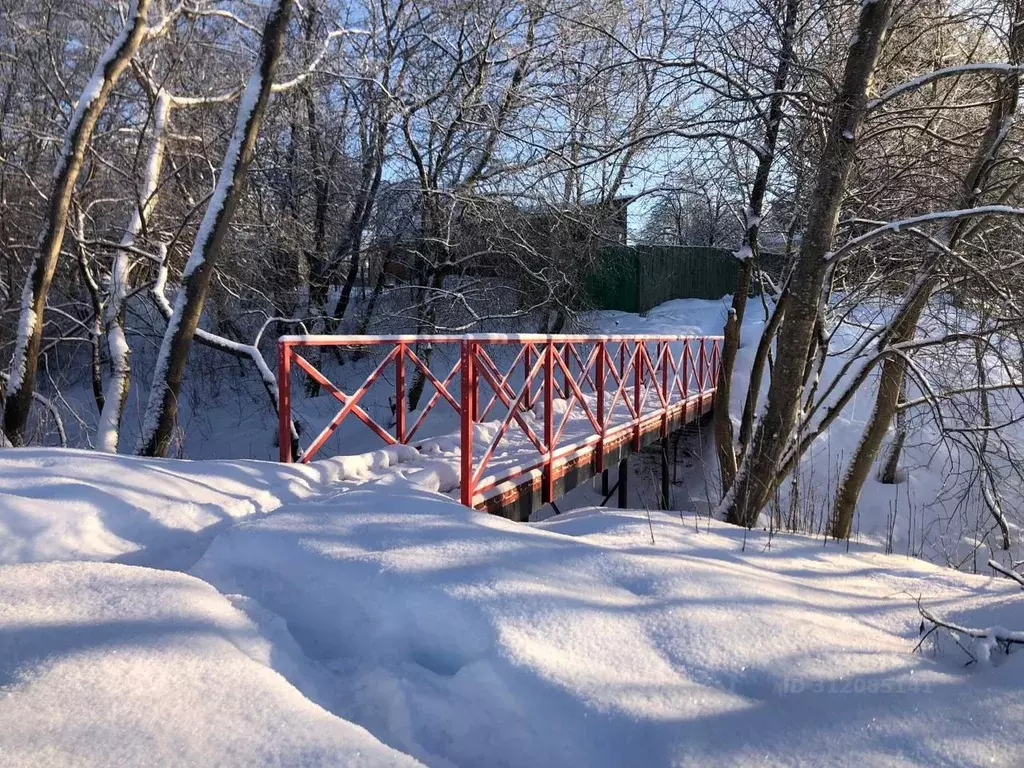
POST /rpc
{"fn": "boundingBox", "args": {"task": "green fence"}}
[584,245,743,314]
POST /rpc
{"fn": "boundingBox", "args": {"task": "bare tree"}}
[830,0,1024,538]
[95,90,171,452]
[136,0,295,457]
[722,0,894,527]
[714,0,800,494]
[3,0,154,445]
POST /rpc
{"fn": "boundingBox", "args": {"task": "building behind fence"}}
[585,245,785,314]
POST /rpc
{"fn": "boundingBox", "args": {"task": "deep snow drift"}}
[191,482,1024,767]
[2,450,1023,765]
[0,445,420,568]
[0,560,420,767]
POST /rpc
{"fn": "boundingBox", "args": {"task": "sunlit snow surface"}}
[0,450,1021,765]
[191,485,1024,767]
[0,561,420,767]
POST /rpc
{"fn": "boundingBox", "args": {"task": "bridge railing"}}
[278,334,721,508]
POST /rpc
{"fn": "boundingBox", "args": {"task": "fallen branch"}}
[917,598,1024,665]
[988,559,1024,590]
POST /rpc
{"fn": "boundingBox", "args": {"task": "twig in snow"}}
[988,559,1024,590]
[916,597,1024,665]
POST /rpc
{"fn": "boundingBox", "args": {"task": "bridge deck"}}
[278,334,721,519]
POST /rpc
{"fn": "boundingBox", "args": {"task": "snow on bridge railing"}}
[277,333,721,508]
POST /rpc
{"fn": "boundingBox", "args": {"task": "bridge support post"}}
[395,343,406,443]
[617,458,629,508]
[633,342,642,452]
[661,438,670,510]
[596,340,606,479]
[524,345,533,409]
[561,343,570,396]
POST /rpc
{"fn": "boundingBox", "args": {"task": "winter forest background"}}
[3,0,1024,572]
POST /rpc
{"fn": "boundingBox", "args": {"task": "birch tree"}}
[95,90,171,452]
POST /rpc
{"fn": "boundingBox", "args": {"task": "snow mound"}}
[0,446,418,568]
[0,560,421,767]
[192,483,1024,767]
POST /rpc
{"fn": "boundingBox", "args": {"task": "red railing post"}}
[709,340,718,406]
[524,344,533,409]
[714,339,721,403]
[660,340,669,438]
[475,342,483,423]
[543,340,554,503]
[460,339,475,507]
[699,339,707,396]
[278,340,292,463]
[715,339,721,385]
[633,342,642,451]
[680,342,690,423]
[395,343,406,443]
[562,343,571,395]
[596,341,606,474]
[683,343,691,399]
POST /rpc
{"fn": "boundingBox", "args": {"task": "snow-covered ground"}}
[52,292,1011,573]
[191,483,1024,767]
[3,297,1024,765]
[0,445,421,568]
[1,455,1022,765]
[0,561,420,767]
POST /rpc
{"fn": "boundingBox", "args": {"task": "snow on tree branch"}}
[989,560,1024,589]
[3,0,152,446]
[870,63,1024,110]
[917,599,1024,665]
[825,206,1024,263]
[136,0,294,457]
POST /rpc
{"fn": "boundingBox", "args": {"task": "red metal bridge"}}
[278,334,721,519]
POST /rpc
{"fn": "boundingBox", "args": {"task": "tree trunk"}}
[304,98,386,396]
[3,0,152,445]
[877,378,906,483]
[72,226,105,415]
[349,266,388,364]
[723,0,894,528]
[974,332,1012,551]
[148,252,299,450]
[714,0,798,493]
[136,0,294,457]
[328,117,386,328]
[97,90,170,453]
[408,268,446,411]
[738,289,787,451]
